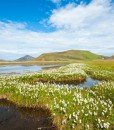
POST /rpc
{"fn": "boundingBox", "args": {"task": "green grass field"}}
[0,61,114,130]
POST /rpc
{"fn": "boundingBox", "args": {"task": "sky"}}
[0,0,114,60]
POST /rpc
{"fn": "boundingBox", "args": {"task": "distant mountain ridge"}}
[110,55,114,59]
[105,55,114,60]
[1,50,114,62]
[35,50,104,61]
[0,59,6,62]
[15,55,35,61]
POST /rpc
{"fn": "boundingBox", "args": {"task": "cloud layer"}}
[0,0,114,60]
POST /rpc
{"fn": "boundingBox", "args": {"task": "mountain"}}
[110,55,114,59]
[0,59,6,62]
[35,50,103,61]
[105,55,114,60]
[15,55,35,61]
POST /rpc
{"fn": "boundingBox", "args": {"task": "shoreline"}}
[0,60,79,66]
[0,59,113,66]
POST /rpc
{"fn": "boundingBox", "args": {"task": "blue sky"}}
[0,0,114,60]
[0,0,91,31]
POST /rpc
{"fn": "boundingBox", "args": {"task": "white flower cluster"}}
[0,63,114,130]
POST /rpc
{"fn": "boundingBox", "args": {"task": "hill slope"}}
[36,50,103,61]
[15,55,35,61]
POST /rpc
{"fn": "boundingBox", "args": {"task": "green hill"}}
[35,50,103,61]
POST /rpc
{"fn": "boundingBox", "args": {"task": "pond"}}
[78,77,100,88]
[0,65,60,75]
[57,77,100,88]
[0,99,57,130]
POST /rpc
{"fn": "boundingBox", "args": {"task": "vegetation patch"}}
[19,63,87,85]
[85,61,114,81]
[0,62,114,130]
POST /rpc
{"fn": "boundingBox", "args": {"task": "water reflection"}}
[0,65,61,75]
[0,65,42,75]
[79,77,100,88]
[55,77,100,88]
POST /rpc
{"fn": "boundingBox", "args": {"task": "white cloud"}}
[0,21,26,30]
[50,0,113,30]
[49,0,114,54]
[0,0,114,60]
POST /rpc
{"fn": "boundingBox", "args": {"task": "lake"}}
[0,65,59,75]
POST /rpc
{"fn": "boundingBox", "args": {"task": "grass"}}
[0,62,114,130]
[85,60,114,81]
[18,63,87,84]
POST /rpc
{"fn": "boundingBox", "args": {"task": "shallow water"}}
[0,65,42,75]
[79,77,100,88]
[57,77,100,88]
[0,99,57,130]
[0,65,60,75]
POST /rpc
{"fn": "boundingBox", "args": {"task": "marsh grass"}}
[18,63,87,85]
[0,62,114,130]
[85,60,114,81]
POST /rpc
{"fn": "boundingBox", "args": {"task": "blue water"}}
[58,77,100,88]
[79,77,100,88]
[0,65,42,75]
